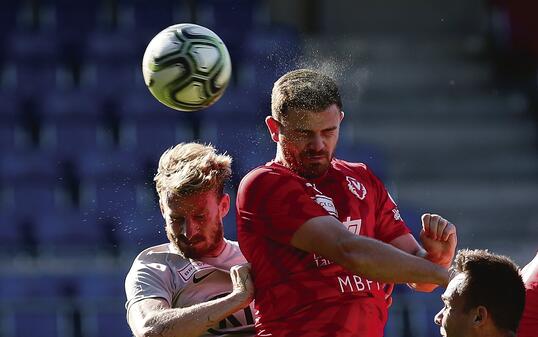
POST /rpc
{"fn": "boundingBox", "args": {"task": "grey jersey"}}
[125,239,255,336]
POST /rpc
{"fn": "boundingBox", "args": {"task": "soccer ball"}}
[142,23,232,112]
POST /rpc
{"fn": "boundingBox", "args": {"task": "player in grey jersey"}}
[125,142,255,337]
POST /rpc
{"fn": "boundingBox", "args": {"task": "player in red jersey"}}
[236,69,458,336]
[435,249,525,337]
[517,251,538,337]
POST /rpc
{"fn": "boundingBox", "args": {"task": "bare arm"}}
[128,264,254,337]
[290,216,449,286]
[390,213,457,292]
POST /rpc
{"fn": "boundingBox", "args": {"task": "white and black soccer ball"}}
[142,23,232,112]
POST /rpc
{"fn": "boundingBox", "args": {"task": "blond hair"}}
[271,69,342,122]
[154,142,232,199]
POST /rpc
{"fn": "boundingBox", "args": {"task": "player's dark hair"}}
[453,249,525,333]
[271,69,342,122]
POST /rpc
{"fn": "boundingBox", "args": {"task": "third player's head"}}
[266,69,344,179]
[434,249,525,337]
[154,142,232,259]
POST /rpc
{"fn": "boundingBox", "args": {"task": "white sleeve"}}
[125,259,176,313]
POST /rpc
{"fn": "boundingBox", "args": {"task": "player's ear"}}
[265,116,280,142]
[473,306,488,327]
[340,110,345,121]
[219,193,230,218]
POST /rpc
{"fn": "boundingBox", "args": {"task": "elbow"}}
[134,317,164,337]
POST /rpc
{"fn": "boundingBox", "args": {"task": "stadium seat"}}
[117,0,189,41]
[0,274,78,337]
[335,141,388,181]
[84,30,140,64]
[34,210,105,255]
[0,212,25,255]
[77,270,133,337]
[201,120,274,185]
[0,61,67,97]
[4,31,60,64]
[0,180,68,216]
[38,88,111,158]
[116,89,195,159]
[79,61,141,99]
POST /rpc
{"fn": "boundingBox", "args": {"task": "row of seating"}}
[0,272,129,337]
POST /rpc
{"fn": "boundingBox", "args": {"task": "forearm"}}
[408,249,447,292]
[141,293,247,337]
[341,235,449,286]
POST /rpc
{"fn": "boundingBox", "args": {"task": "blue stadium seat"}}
[1,61,68,96]
[201,120,274,184]
[38,88,110,158]
[0,274,78,337]
[0,212,24,254]
[34,210,105,254]
[117,0,188,40]
[77,272,132,337]
[335,141,388,181]
[84,31,140,64]
[79,61,141,99]
[76,150,147,182]
[0,180,68,216]
[0,150,60,183]
[116,90,195,158]
[4,31,60,64]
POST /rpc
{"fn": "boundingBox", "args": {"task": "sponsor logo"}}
[193,271,216,284]
[178,261,209,282]
[346,176,367,200]
[306,183,338,217]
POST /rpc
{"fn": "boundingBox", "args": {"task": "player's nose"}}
[309,134,325,151]
[434,309,443,326]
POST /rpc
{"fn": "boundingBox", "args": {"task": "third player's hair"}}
[271,69,342,122]
[154,142,232,199]
[453,249,525,333]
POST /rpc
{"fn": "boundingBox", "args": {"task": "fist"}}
[420,213,457,266]
[230,263,254,307]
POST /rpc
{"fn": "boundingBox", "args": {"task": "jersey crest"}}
[346,176,367,200]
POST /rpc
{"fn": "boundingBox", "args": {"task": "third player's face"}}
[434,273,475,337]
[161,190,229,259]
[278,104,343,179]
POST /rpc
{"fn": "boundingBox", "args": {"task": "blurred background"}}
[0,0,537,336]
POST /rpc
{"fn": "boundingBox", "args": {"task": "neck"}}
[274,146,289,168]
[203,239,227,258]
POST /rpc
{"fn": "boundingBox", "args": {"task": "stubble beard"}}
[166,223,224,259]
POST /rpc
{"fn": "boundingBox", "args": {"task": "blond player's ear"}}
[265,116,280,143]
[219,193,231,218]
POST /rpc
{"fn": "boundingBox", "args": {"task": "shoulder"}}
[332,158,377,181]
[238,162,304,193]
[129,243,190,275]
[332,158,368,173]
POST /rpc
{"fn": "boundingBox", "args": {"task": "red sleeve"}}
[366,166,410,243]
[236,167,329,244]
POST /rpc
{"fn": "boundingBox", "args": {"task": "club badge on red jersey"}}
[346,176,367,200]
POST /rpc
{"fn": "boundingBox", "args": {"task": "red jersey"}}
[236,159,410,336]
[518,252,538,337]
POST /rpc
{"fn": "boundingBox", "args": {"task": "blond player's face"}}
[160,190,229,258]
[278,104,343,179]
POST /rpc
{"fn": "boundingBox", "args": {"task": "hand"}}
[230,263,254,308]
[419,213,457,267]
